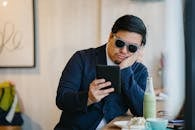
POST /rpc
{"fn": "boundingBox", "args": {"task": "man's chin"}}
[114,60,121,64]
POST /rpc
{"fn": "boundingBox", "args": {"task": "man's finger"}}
[96,81,111,90]
[98,87,114,95]
[93,78,106,85]
[98,93,109,101]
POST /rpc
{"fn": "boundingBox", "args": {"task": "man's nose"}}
[121,46,128,53]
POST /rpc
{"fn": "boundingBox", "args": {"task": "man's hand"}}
[119,48,144,69]
[136,47,144,63]
[87,79,114,106]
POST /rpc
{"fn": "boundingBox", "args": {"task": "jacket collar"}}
[95,44,107,65]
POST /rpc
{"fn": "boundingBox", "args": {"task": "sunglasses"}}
[113,35,140,53]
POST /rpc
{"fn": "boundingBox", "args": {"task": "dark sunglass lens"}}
[128,45,138,53]
[115,40,125,48]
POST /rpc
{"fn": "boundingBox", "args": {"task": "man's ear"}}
[108,33,114,42]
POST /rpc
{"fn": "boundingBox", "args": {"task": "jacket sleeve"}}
[56,51,88,113]
[121,65,148,116]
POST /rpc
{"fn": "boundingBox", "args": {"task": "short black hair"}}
[111,15,147,46]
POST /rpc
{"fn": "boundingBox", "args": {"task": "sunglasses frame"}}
[113,35,141,53]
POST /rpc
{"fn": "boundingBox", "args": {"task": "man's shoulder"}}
[76,44,106,56]
[78,47,96,54]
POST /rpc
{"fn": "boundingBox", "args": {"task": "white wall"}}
[0,0,165,129]
[164,0,185,119]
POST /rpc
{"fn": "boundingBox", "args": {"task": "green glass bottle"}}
[143,76,156,119]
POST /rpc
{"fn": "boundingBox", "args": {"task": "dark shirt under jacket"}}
[54,44,148,130]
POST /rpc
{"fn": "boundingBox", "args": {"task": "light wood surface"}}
[0,126,21,130]
[102,98,166,130]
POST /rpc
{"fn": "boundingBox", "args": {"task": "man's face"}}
[107,31,143,64]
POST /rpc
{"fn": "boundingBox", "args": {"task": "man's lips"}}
[117,54,127,60]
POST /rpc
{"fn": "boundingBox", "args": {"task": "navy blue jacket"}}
[55,44,148,130]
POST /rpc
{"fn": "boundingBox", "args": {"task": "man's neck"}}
[106,44,117,66]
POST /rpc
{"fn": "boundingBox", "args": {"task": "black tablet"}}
[96,65,121,94]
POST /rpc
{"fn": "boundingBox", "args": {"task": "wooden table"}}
[102,115,180,130]
[102,115,132,130]
[102,96,167,130]
[0,126,21,130]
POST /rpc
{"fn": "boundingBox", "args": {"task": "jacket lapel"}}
[95,44,107,65]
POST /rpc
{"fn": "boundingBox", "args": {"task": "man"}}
[55,15,148,130]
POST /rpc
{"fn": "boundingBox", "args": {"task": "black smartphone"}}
[96,65,121,94]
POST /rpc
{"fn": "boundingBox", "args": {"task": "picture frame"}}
[0,0,35,68]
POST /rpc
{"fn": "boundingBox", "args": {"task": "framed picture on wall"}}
[0,0,35,68]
